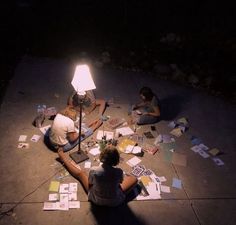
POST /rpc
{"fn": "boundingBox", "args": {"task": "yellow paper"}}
[117,138,136,152]
[49,181,60,192]
[209,148,220,156]
[170,127,182,137]
[140,176,151,186]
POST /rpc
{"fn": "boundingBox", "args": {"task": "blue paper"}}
[172,178,182,189]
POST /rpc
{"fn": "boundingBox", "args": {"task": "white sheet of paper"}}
[43,202,58,210]
[212,157,224,166]
[68,192,77,201]
[116,126,134,136]
[31,134,41,142]
[89,147,101,156]
[60,193,69,203]
[69,201,80,209]
[126,156,141,167]
[199,143,209,151]
[59,184,69,193]
[39,125,51,135]
[96,130,114,140]
[19,135,27,142]
[48,193,59,201]
[157,176,167,183]
[84,161,91,168]
[191,145,201,153]
[172,178,182,189]
[198,149,210,158]
[57,201,69,211]
[69,183,78,192]
[160,185,171,193]
[125,145,142,154]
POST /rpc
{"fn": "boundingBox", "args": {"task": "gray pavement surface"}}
[0,56,236,225]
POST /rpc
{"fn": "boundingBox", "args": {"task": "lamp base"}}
[69,150,89,164]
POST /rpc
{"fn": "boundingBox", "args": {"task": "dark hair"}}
[99,146,120,166]
[139,86,154,101]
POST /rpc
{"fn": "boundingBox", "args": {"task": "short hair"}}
[139,86,154,101]
[99,146,120,166]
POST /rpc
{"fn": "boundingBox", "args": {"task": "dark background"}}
[1,0,236,103]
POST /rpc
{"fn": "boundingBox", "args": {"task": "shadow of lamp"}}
[69,64,96,163]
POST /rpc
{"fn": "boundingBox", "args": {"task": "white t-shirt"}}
[49,113,76,146]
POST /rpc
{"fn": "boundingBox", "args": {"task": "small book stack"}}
[142,143,159,155]
[106,117,125,129]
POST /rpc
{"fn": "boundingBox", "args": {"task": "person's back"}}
[88,164,125,206]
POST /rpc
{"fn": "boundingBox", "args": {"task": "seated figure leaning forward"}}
[58,145,138,207]
[44,105,102,152]
[67,90,106,118]
[132,86,161,125]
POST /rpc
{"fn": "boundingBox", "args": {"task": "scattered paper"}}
[170,127,182,137]
[172,178,182,189]
[69,201,80,209]
[59,184,69,193]
[39,125,51,135]
[84,161,91,168]
[17,143,29,149]
[60,193,69,202]
[198,149,210,158]
[198,143,209,151]
[160,185,171,193]
[191,145,201,153]
[69,183,78,192]
[18,135,27,142]
[68,192,77,201]
[191,136,202,145]
[212,157,224,166]
[209,148,220,156]
[49,193,59,201]
[49,181,60,192]
[116,126,134,136]
[96,130,114,140]
[127,156,141,167]
[89,147,101,156]
[31,134,41,142]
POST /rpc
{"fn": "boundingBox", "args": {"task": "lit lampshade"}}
[71,65,96,94]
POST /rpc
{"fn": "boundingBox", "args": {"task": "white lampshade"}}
[71,65,96,94]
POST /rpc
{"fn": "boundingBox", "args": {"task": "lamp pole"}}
[78,95,83,152]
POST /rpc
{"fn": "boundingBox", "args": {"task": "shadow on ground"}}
[160,94,191,121]
[90,203,146,225]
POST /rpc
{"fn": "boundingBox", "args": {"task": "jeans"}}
[137,114,160,125]
[44,127,93,152]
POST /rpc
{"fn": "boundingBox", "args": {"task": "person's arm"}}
[67,131,79,142]
[58,149,89,192]
[133,101,146,110]
[143,105,160,117]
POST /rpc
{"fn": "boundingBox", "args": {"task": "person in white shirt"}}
[46,106,102,152]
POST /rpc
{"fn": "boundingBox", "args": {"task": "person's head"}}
[60,106,77,121]
[139,86,154,101]
[99,146,120,167]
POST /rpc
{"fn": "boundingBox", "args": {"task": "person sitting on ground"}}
[45,105,102,152]
[67,90,106,118]
[58,145,138,207]
[132,86,161,125]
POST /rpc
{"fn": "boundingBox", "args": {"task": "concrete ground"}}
[0,56,236,225]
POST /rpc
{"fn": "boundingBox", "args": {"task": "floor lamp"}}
[69,65,96,163]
